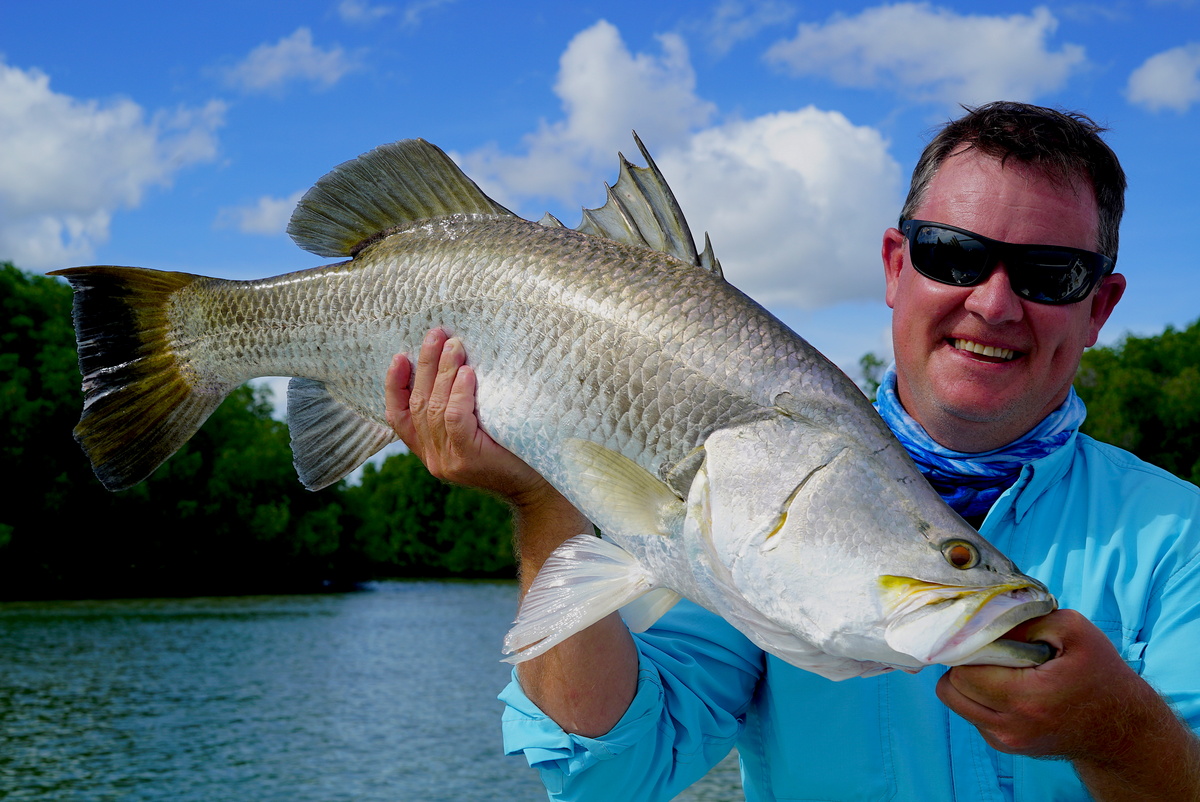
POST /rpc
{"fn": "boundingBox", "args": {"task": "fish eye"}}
[941,540,979,570]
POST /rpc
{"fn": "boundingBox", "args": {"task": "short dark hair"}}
[900,101,1126,263]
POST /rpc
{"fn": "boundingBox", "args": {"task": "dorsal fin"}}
[558,132,723,277]
[287,139,517,258]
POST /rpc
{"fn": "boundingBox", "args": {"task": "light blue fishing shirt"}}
[499,433,1200,801]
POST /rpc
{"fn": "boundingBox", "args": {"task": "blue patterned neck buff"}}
[874,364,1086,518]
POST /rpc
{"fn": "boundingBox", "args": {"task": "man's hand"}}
[384,327,592,568]
[937,609,1128,757]
[385,328,552,505]
[938,609,1200,800]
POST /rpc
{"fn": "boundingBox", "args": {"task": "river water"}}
[0,582,742,801]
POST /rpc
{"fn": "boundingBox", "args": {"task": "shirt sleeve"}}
[499,600,764,801]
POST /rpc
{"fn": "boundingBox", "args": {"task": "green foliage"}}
[1,264,514,600]
[858,352,887,402]
[1076,319,1200,485]
[343,453,514,578]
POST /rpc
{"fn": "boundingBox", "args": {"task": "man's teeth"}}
[954,338,1015,361]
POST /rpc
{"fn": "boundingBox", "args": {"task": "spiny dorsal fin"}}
[568,132,723,278]
[287,139,517,258]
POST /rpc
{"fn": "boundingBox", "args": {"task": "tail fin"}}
[49,266,234,491]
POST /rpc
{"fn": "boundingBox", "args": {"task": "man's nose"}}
[963,262,1024,324]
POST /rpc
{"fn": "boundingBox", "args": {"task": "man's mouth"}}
[952,338,1019,362]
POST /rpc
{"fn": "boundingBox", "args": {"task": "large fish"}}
[52,136,1055,679]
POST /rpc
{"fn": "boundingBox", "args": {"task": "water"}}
[0,582,743,801]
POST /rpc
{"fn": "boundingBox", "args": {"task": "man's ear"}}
[882,227,907,310]
[1086,273,1126,347]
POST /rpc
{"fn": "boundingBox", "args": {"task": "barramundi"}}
[52,136,1055,679]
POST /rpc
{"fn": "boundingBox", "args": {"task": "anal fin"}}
[287,378,397,490]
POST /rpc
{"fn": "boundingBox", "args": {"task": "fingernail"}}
[423,330,439,346]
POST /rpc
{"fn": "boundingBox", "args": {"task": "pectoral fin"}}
[503,533,659,663]
[559,438,683,538]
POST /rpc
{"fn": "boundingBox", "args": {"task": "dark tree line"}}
[1,263,514,600]
[3,263,1196,600]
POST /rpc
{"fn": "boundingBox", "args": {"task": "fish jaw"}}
[879,575,1058,667]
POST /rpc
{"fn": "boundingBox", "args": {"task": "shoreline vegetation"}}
[4,263,1197,601]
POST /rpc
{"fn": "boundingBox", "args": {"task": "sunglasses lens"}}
[904,221,1110,304]
[909,225,990,285]
[1011,250,1095,303]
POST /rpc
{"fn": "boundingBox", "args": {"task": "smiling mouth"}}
[952,338,1020,362]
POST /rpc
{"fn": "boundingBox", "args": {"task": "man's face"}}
[882,150,1125,452]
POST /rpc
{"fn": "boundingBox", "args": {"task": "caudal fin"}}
[49,266,235,491]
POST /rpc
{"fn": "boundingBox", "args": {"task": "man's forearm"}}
[511,491,640,738]
[1074,683,1200,801]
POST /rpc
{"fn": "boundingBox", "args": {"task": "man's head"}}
[901,102,1126,263]
[883,102,1127,452]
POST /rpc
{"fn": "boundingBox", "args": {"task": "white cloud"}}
[657,109,902,309]
[0,61,223,269]
[456,21,901,311]
[216,191,305,236]
[765,3,1086,106]
[337,0,393,24]
[458,20,716,204]
[222,28,358,94]
[1126,43,1200,112]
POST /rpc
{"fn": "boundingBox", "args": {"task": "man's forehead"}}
[917,149,1101,247]
[936,147,1096,203]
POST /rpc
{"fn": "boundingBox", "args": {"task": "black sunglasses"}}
[899,219,1115,305]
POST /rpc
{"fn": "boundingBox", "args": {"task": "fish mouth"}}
[879,575,1057,666]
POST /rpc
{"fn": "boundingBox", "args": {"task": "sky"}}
[3,0,1199,381]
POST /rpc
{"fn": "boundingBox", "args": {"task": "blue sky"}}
[3,0,1199,377]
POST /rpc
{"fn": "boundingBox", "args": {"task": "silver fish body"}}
[53,137,1056,679]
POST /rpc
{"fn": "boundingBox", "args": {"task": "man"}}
[385,103,1200,800]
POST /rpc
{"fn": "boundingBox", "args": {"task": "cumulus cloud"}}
[222,28,359,94]
[458,20,716,204]
[657,109,902,309]
[765,3,1086,106]
[457,21,901,311]
[0,60,223,269]
[1126,43,1200,112]
[216,191,305,236]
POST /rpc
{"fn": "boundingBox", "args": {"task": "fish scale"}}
[52,135,1057,679]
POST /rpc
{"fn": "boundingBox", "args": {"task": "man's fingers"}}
[384,353,416,445]
[937,669,1003,719]
[428,337,468,422]
[410,328,449,420]
[442,361,479,443]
